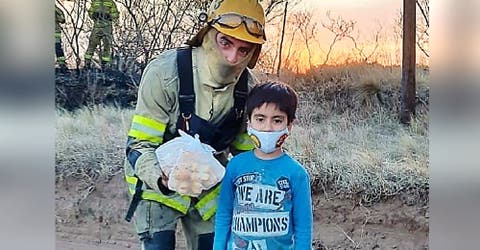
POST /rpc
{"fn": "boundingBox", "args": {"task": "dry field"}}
[56,64,429,249]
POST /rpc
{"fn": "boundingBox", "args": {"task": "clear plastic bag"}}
[155,130,225,197]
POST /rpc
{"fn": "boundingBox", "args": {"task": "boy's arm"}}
[293,169,313,250]
[213,163,236,250]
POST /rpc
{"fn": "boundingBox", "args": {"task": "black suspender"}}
[176,47,195,116]
[176,46,249,119]
[233,71,248,118]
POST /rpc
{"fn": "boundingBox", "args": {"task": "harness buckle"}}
[235,108,244,120]
[181,113,192,131]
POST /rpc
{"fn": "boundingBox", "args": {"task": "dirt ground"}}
[55,174,428,250]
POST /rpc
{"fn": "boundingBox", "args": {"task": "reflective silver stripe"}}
[195,185,221,220]
[197,198,217,219]
[130,122,164,138]
[125,175,190,214]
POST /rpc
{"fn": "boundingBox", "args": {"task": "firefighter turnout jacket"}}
[88,0,119,23]
[124,44,256,221]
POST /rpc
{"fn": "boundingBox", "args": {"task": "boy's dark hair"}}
[246,81,298,124]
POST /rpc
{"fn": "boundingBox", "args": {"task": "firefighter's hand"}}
[157,171,172,195]
[159,171,169,188]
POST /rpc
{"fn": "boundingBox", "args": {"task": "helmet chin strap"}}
[201,29,252,85]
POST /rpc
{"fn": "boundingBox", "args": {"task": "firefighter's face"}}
[215,32,254,64]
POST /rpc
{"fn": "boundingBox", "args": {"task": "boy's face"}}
[249,103,292,132]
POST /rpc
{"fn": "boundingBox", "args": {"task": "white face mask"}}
[247,127,289,154]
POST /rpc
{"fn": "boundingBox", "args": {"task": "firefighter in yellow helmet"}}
[84,0,119,69]
[55,5,67,72]
[123,0,266,249]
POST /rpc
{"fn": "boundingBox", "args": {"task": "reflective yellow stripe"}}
[231,133,254,151]
[101,56,111,62]
[128,115,166,144]
[195,185,221,221]
[128,130,163,144]
[125,175,190,214]
[85,54,93,59]
[55,33,61,39]
[132,115,167,132]
[141,191,189,214]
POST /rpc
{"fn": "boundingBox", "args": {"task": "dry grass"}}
[55,106,134,189]
[280,64,429,206]
[286,108,428,206]
[56,64,429,206]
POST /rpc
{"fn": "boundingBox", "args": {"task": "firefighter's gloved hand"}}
[157,171,172,195]
[160,171,169,187]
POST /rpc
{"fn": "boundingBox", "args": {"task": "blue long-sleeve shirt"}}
[214,151,313,250]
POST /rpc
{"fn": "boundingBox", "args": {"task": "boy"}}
[214,81,313,249]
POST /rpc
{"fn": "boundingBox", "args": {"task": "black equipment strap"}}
[233,71,248,115]
[176,47,249,117]
[177,47,195,115]
[124,178,143,222]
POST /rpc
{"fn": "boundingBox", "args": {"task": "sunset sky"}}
[55,0,428,71]
[307,0,401,31]
[268,0,426,69]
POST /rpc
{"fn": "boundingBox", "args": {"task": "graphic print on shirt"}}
[231,172,293,242]
[232,236,267,250]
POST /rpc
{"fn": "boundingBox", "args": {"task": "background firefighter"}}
[84,0,119,69]
[55,5,67,72]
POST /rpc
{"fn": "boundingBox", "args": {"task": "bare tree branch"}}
[56,0,90,69]
[321,11,355,65]
[346,23,382,63]
[113,0,205,74]
[395,0,429,58]
[416,0,429,28]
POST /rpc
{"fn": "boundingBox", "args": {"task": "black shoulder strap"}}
[177,47,248,117]
[176,47,195,115]
[233,70,249,116]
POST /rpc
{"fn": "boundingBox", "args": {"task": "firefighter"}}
[123,0,266,249]
[84,0,119,69]
[55,5,67,72]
